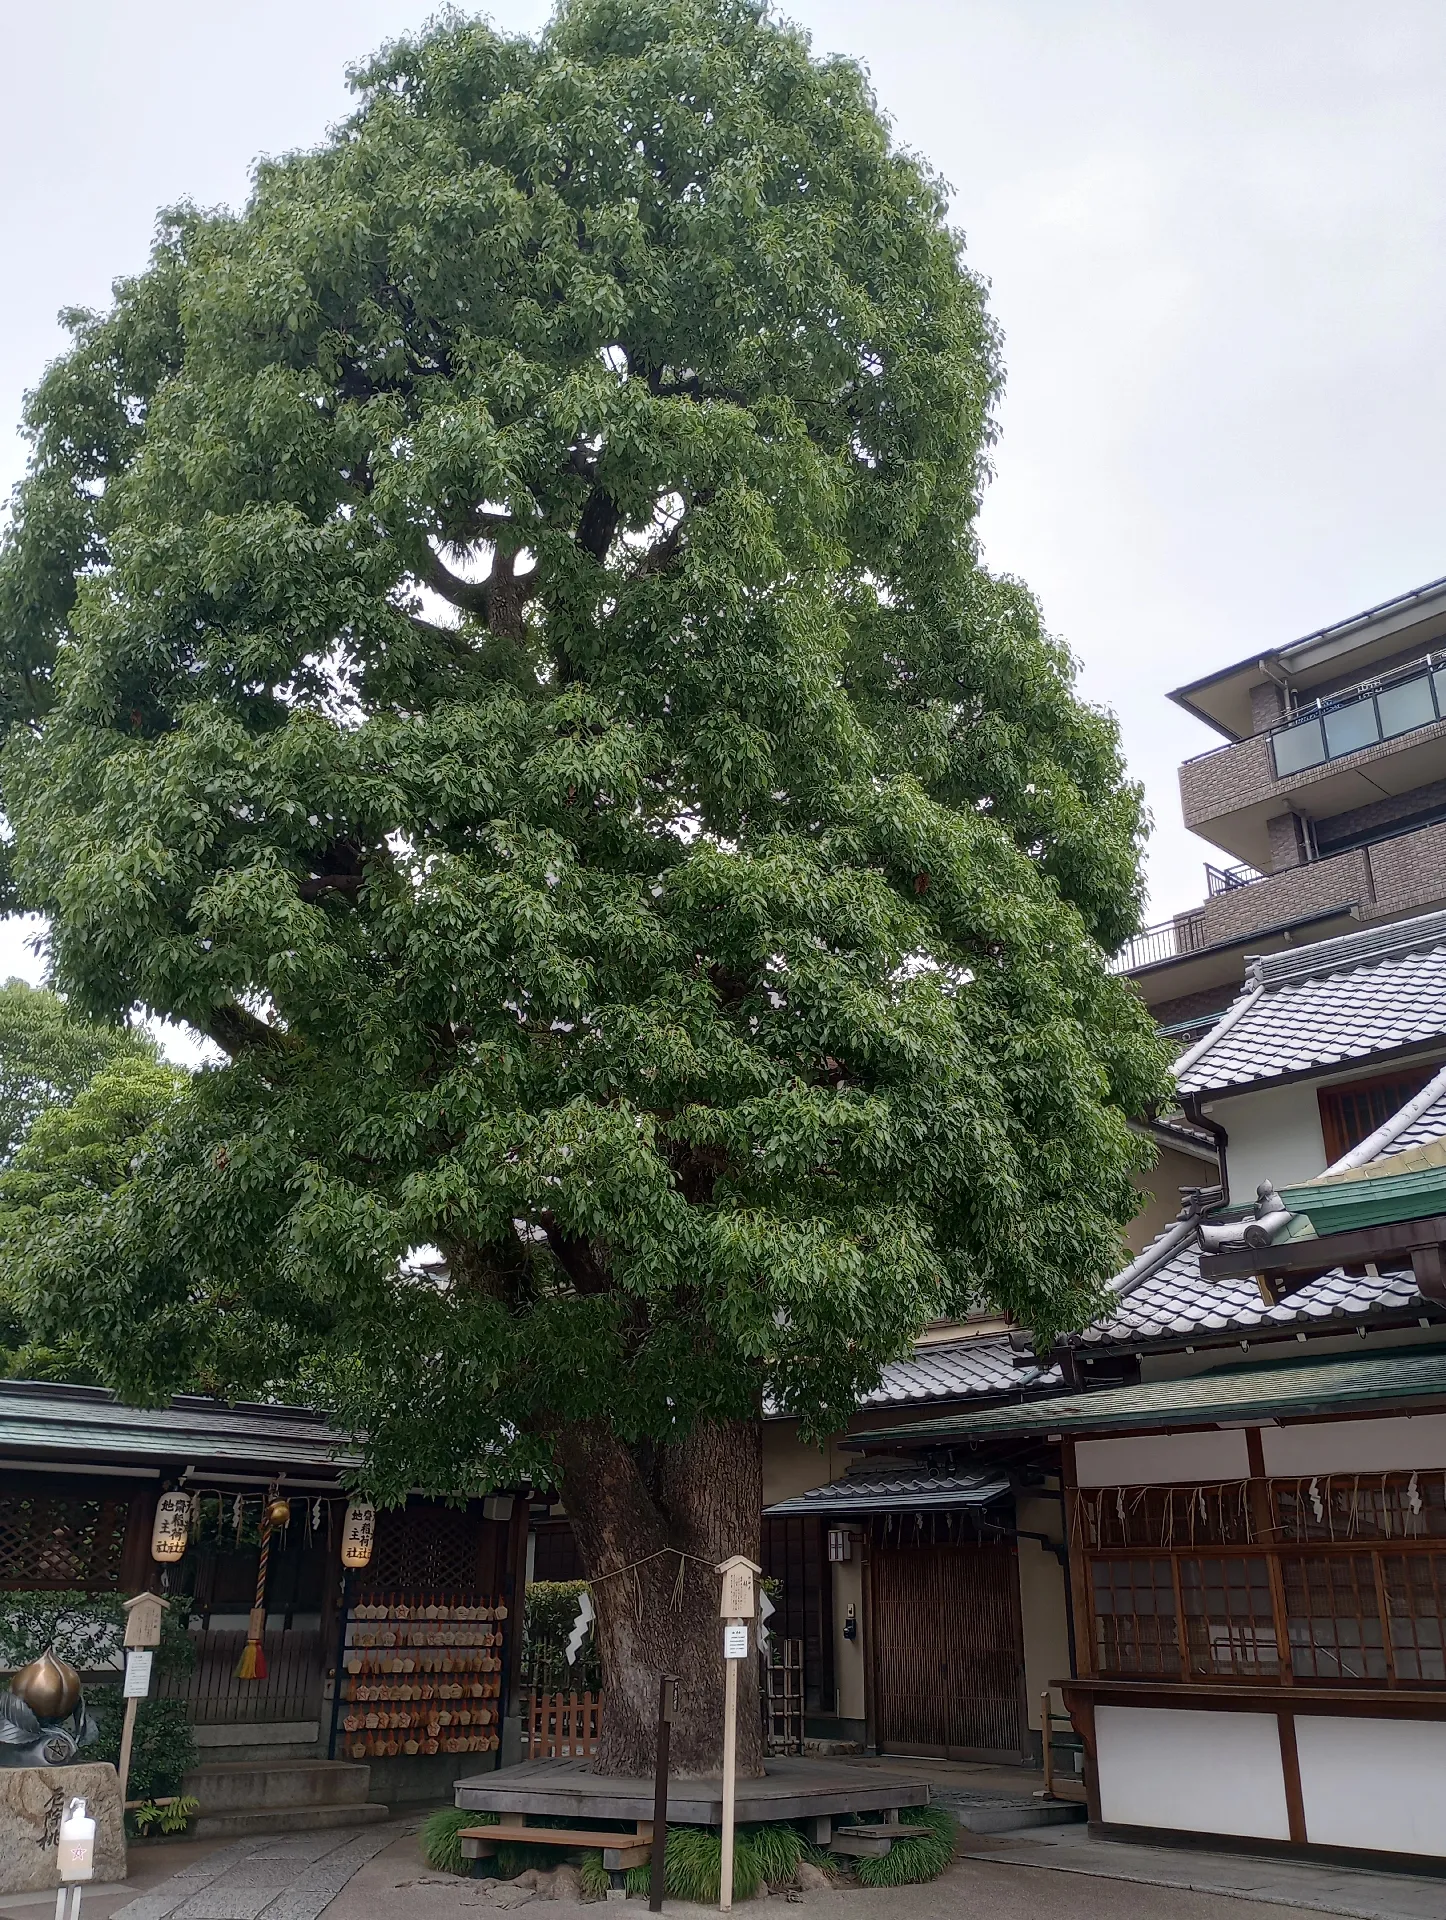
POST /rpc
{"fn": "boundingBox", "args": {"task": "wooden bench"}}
[829,1821,931,1859]
[459,1823,653,1871]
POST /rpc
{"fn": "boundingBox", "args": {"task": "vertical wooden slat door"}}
[871,1534,1030,1761]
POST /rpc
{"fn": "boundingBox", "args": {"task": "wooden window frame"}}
[1317,1064,1436,1164]
[1071,1467,1446,1694]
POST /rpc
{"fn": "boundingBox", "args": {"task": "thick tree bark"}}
[553,1416,765,1779]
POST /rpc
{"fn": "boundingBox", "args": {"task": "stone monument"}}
[0,1763,126,1894]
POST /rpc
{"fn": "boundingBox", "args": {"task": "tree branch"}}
[423,551,492,617]
[576,487,621,566]
[202,1003,294,1059]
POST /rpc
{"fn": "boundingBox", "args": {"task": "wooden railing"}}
[524,1688,602,1758]
[155,1628,324,1725]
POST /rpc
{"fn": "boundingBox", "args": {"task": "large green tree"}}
[0,0,1168,1772]
[0,981,150,1166]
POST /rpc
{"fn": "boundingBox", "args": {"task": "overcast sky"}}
[4,0,1446,994]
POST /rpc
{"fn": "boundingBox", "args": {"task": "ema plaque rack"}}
[335,1591,508,1759]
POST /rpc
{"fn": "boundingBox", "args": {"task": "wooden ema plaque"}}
[337,1591,508,1759]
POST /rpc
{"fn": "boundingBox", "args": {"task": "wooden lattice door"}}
[870,1534,1029,1761]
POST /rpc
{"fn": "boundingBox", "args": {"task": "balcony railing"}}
[1109,909,1208,974]
[1205,861,1263,895]
[1271,653,1446,778]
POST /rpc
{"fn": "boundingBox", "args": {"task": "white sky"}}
[4,0,1446,998]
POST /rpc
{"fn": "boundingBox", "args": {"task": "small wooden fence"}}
[155,1628,324,1725]
[524,1688,603,1758]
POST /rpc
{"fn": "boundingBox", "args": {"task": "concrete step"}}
[933,1791,1087,1835]
[189,1801,391,1842]
[192,1721,321,1765]
[181,1760,373,1814]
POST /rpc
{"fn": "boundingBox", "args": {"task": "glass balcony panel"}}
[1323,695,1381,759]
[1376,674,1437,740]
[1434,668,1446,718]
[1272,715,1326,776]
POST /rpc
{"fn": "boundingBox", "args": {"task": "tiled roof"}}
[861,1337,1058,1404]
[764,1467,1009,1515]
[855,1346,1446,1444]
[1074,1225,1421,1348]
[1175,909,1446,1096]
[0,1381,355,1472]
[1379,1083,1446,1157]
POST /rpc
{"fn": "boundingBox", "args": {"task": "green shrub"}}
[740,1822,805,1886]
[128,1795,199,1839]
[521,1581,601,1692]
[623,1825,763,1902]
[0,1589,193,1678]
[89,1691,195,1799]
[578,1851,610,1899]
[421,1807,497,1876]
[851,1807,956,1887]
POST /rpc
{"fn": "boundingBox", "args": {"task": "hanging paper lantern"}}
[151,1491,191,1563]
[340,1499,376,1570]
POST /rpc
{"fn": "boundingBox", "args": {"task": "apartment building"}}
[1117,574,1446,1046]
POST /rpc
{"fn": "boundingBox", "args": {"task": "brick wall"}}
[1196,848,1368,946]
[1180,712,1446,835]
[1179,732,1275,832]
[1266,812,1305,873]
[1364,820,1446,920]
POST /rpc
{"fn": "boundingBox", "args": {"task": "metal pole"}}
[649,1674,676,1913]
[719,1634,739,1913]
[327,1570,352,1762]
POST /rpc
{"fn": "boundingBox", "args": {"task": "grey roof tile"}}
[1176,913,1446,1096]
[862,1337,1058,1404]
[1075,1220,1424,1349]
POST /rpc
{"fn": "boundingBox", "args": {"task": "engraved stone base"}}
[0,1762,126,1894]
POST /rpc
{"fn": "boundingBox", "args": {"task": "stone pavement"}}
[101,1823,406,1920]
[6,1806,1444,1920]
[964,1822,1446,1920]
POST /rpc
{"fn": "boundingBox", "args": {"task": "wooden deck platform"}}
[453,1754,932,1830]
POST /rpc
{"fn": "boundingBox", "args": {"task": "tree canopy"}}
[0,981,152,1167]
[0,0,1168,1491]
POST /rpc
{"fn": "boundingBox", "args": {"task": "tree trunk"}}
[553,1416,765,1778]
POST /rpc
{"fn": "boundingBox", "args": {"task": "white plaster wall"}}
[1204,1082,1326,1198]
[1263,1411,1446,1475]
[1094,1706,1290,1839]
[761,1419,845,1506]
[1296,1716,1446,1857]
[1016,1493,1071,1733]
[1075,1429,1250,1487]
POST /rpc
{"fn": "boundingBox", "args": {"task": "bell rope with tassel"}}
[234,1491,288,1680]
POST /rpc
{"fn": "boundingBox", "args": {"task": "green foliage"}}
[738,1820,805,1886]
[850,1807,956,1887]
[0,0,1170,1506]
[623,1823,762,1901]
[0,1052,186,1382]
[0,1588,194,1677]
[90,1691,196,1799]
[522,1580,601,1690]
[0,983,152,1168]
[128,1794,199,1838]
[421,1806,495,1876]
[577,1850,610,1900]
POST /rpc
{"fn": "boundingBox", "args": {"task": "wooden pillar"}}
[1060,1443,1094,1678]
[119,1483,160,1595]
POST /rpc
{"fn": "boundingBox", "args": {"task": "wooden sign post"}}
[715,1556,760,1914]
[118,1594,167,1805]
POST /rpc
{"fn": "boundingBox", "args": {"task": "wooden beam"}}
[1202,1212,1446,1286]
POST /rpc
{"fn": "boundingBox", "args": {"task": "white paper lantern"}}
[150,1491,191,1564]
[340,1498,376,1570]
